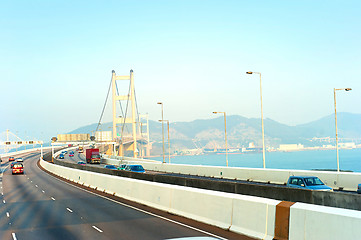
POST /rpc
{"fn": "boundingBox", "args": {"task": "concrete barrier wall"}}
[289,202,361,240]
[102,155,361,191]
[40,159,279,239]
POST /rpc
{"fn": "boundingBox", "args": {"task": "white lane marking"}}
[44,171,226,240]
[3,200,5,204]
[92,225,103,233]
[51,197,56,201]
[66,208,73,213]
[6,212,10,217]
[12,233,17,240]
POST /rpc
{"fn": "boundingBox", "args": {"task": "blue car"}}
[59,154,65,159]
[287,176,332,191]
[104,165,117,170]
[124,164,145,173]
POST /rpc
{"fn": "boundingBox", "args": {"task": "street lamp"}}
[246,71,266,168]
[157,102,165,163]
[213,111,228,167]
[159,120,171,163]
[334,88,352,172]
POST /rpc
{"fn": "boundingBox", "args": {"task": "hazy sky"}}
[1,0,360,141]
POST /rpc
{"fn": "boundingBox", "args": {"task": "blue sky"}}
[1,0,360,141]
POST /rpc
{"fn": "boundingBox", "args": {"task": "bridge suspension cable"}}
[95,77,112,133]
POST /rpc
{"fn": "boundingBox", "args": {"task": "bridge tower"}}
[112,69,138,158]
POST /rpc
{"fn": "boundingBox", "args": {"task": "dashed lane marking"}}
[92,225,103,233]
[44,169,227,240]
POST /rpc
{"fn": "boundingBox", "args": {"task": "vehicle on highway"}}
[78,146,84,153]
[69,151,74,157]
[86,148,101,164]
[357,184,361,194]
[16,158,23,162]
[287,176,332,191]
[12,162,24,175]
[59,154,65,159]
[9,156,15,161]
[124,164,145,173]
[77,161,86,166]
[117,164,127,170]
[104,165,117,170]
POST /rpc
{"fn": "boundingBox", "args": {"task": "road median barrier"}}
[40,158,279,239]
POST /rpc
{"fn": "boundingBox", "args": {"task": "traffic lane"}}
[0,156,95,239]
[1,153,102,240]
[0,161,11,240]
[60,152,361,195]
[9,152,243,239]
[59,151,86,164]
[31,157,229,240]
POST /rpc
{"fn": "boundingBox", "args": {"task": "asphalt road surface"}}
[0,151,253,240]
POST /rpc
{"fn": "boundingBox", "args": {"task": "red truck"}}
[86,148,101,164]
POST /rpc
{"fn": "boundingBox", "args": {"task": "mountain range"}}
[68,112,361,153]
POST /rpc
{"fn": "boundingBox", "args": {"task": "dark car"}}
[77,161,86,166]
[59,154,65,159]
[117,164,127,170]
[357,184,361,194]
[124,164,145,173]
[287,176,332,191]
[104,165,117,170]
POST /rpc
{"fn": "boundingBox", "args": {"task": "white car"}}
[15,158,23,162]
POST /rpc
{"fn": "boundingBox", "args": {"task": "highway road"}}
[0,151,252,240]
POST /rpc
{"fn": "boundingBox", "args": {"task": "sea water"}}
[154,148,361,173]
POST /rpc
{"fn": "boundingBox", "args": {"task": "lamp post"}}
[334,88,352,172]
[213,111,228,167]
[159,120,171,163]
[40,144,43,160]
[246,71,266,168]
[51,143,54,163]
[157,102,165,163]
